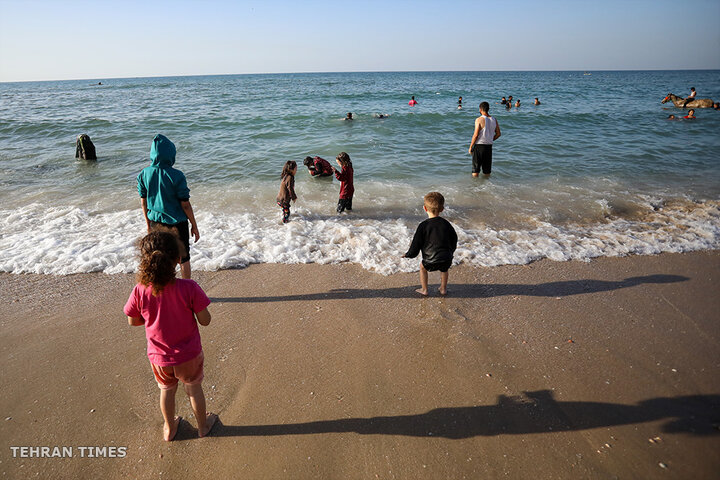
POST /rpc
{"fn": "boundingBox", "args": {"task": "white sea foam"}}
[1,198,718,276]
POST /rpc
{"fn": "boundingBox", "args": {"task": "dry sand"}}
[1,251,719,479]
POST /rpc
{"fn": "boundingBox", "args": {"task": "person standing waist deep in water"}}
[468,102,501,178]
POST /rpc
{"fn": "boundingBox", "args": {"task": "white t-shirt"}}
[476,115,497,145]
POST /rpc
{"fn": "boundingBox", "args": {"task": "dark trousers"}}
[337,197,353,213]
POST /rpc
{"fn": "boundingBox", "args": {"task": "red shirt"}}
[311,156,334,176]
[334,165,354,199]
[124,279,211,366]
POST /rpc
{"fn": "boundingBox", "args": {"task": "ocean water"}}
[1,71,719,275]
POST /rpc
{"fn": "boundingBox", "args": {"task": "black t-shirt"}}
[405,216,458,264]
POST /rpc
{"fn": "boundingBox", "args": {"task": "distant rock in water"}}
[75,134,97,160]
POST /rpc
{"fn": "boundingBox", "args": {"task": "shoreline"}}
[1,251,719,478]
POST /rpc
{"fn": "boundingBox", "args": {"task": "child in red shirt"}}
[333,152,354,213]
[124,230,217,441]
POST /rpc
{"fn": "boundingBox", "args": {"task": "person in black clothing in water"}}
[403,192,458,296]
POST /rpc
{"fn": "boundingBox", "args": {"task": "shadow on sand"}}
[174,390,719,441]
[210,274,689,303]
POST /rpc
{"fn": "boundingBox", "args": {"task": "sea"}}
[1,71,719,275]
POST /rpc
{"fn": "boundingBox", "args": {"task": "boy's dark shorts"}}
[150,220,190,263]
[422,260,452,273]
[472,144,493,174]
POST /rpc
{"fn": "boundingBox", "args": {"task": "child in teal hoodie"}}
[137,134,200,279]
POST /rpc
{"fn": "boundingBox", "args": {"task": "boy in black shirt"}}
[403,192,458,296]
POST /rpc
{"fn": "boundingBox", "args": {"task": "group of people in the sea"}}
[497,95,541,108]
[405,94,541,110]
[277,153,355,224]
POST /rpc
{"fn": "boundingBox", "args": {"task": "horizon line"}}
[2,68,719,85]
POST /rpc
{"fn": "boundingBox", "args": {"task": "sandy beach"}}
[1,251,718,479]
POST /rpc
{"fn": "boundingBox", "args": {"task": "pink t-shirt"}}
[408,99,417,106]
[124,279,211,366]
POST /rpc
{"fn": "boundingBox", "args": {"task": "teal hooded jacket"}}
[137,134,190,225]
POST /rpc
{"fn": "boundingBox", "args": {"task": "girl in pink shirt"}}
[124,230,217,441]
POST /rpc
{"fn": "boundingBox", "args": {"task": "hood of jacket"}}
[150,134,176,168]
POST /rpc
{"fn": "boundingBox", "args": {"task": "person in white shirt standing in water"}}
[468,101,501,178]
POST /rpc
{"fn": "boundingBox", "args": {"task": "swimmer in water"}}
[684,109,696,119]
[374,113,389,119]
[667,114,676,119]
[515,100,520,108]
[506,96,513,109]
[533,97,541,105]
[345,112,353,121]
[409,96,418,106]
[500,96,507,105]
[458,97,463,109]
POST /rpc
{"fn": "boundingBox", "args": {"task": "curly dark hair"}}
[137,229,181,295]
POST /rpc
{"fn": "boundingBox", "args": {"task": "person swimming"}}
[533,97,541,105]
[458,96,463,109]
[409,96,418,106]
[345,112,353,121]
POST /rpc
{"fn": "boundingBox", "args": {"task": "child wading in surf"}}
[333,152,354,213]
[277,161,298,223]
[124,229,217,441]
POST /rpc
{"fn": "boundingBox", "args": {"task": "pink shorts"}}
[151,352,204,390]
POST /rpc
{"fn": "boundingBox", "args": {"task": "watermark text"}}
[10,446,127,458]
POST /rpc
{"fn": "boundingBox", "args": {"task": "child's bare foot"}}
[415,288,428,296]
[198,413,218,438]
[163,416,181,442]
[438,288,448,296]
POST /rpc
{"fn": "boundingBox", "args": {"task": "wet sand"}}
[1,251,719,479]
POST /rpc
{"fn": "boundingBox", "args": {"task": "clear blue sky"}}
[1,0,718,82]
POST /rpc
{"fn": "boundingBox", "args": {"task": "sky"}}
[0,0,719,82]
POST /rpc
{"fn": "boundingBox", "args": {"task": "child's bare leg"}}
[416,264,429,296]
[160,385,181,441]
[184,383,217,437]
[180,261,191,279]
[439,271,449,295]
